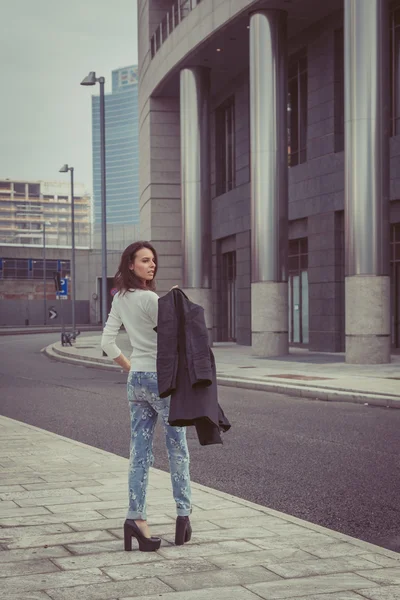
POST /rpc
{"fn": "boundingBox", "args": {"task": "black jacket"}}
[156,288,231,446]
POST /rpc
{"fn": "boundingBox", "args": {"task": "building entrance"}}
[288,238,309,344]
[391,224,400,349]
[221,251,237,341]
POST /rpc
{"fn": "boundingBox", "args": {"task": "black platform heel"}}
[175,516,192,546]
[124,519,161,552]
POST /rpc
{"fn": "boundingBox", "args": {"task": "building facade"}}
[138,0,400,364]
[0,179,91,248]
[0,243,122,325]
[92,65,140,250]
[0,177,95,323]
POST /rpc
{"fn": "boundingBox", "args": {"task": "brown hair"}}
[114,241,158,294]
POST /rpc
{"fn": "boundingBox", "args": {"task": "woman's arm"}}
[113,353,131,372]
[100,298,130,371]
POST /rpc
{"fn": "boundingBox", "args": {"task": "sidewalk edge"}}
[218,377,400,407]
[43,344,119,371]
[1,414,399,561]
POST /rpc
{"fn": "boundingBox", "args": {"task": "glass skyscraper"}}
[91,65,139,249]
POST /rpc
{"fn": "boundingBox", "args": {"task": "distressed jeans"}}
[126,371,192,520]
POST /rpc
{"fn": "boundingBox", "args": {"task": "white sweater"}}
[100,289,159,372]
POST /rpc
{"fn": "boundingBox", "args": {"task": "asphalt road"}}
[1,332,400,553]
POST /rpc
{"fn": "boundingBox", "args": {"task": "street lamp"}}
[81,71,107,328]
[59,164,76,335]
[42,220,51,325]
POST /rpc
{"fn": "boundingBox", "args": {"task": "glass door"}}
[288,238,309,344]
[390,224,400,349]
[222,251,237,341]
[391,261,400,349]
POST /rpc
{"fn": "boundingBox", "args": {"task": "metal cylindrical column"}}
[70,167,76,334]
[345,0,391,363]
[99,77,108,329]
[180,67,212,341]
[43,223,47,325]
[250,10,289,356]
[180,67,211,290]
[250,10,288,283]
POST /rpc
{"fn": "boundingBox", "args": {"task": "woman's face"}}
[130,247,156,283]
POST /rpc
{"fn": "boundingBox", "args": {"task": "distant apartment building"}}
[0,179,91,248]
[91,65,140,250]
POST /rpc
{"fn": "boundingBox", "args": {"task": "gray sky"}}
[0,0,137,193]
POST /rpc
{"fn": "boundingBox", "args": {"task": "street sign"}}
[56,277,68,300]
[49,307,58,320]
[110,287,118,296]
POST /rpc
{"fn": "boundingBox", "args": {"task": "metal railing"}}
[150,0,202,58]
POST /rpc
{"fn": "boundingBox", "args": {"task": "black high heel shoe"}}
[175,516,192,546]
[124,519,161,552]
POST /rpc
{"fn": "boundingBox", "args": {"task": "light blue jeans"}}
[126,371,192,520]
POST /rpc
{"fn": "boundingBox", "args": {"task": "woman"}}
[101,241,192,552]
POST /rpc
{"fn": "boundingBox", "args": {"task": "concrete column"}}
[249,10,289,356]
[344,0,391,363]
[180,67,212,340]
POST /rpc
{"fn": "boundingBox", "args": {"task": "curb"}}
[217,376,400,408]
[44,342,400,409]
[43,343,120,372]
[0,326,102,336]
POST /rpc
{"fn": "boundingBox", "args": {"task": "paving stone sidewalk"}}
[1,415,400,600]
[44,333,400,409]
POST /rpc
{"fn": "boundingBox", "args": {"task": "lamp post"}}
[59,164,76,334]
[81,71,107,328]
[42,221,51,325]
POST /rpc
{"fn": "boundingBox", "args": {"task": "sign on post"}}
[49,307,58,320]
[57,278,68,300]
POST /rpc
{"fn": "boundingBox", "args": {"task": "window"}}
[28,183,40,197]
[288,49,308,166]
[31,260,44,279]
[2,259,29,279]
[288,238,308,272]
[32,259,58,280]
[391,223,400,261]
[334,28,345,152]
[13,183,25,196]
[215,97,236,195]
[390,5,400,136]
[0,181,11,190]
